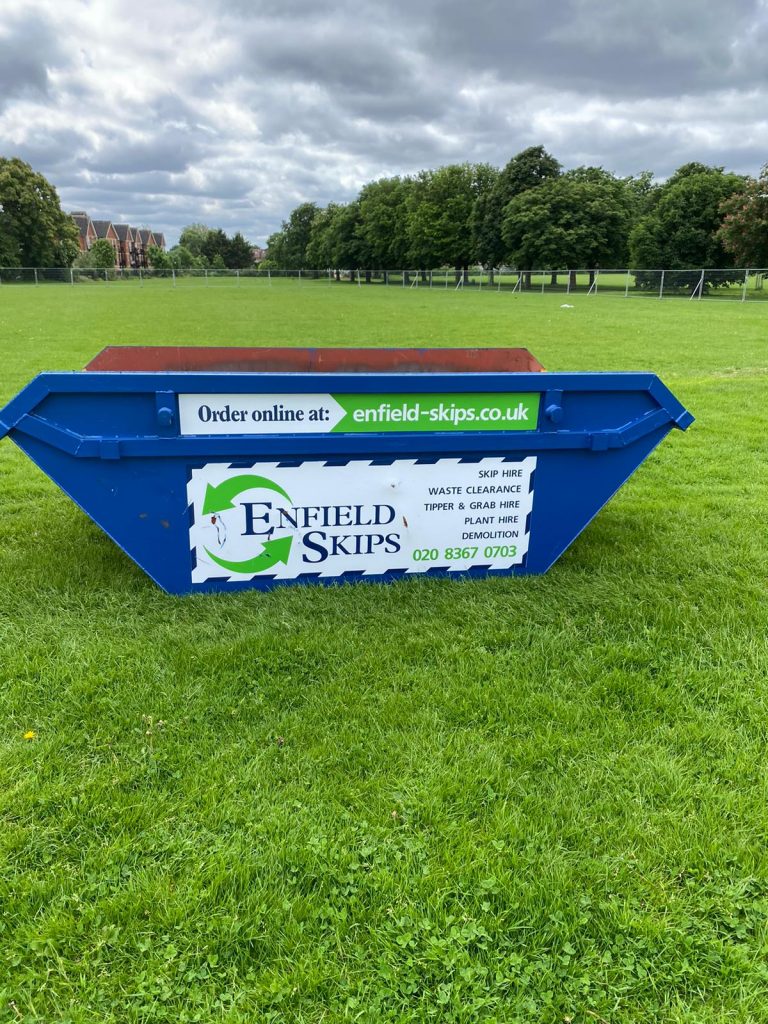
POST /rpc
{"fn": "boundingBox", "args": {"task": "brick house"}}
[112,224,134,269]
[71,212,97,252]
[91,221,121,264]
[133,229,155,268]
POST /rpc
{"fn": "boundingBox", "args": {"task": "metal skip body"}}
[0,348,693,594]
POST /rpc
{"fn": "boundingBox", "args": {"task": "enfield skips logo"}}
[187,458,536,585]
[200,473,295,574]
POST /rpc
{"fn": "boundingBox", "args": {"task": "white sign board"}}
[187,457,536,584]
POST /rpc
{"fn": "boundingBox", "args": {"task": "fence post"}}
[104,269,108,284]
[34,269,38,286]
[268,268,271,286]
[236,269,240,286]
[659,270,665,300]
[624,270,631,298]
[742,268,749,302]
[172,268,176,288]
[298,268,301,283]
[139,267,143,287]
[445,269,448,288]
[70,268,74,287]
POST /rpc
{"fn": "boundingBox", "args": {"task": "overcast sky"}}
[1,0,766,246]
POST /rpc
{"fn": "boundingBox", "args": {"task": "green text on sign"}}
[332,393,540,432]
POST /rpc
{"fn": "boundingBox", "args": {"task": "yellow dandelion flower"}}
[23,730,37,740]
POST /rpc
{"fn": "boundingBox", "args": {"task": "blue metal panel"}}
[0,369,693,594]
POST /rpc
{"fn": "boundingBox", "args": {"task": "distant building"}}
[112,224,134,268]
[70,212,166,268]
[132,228,155,268]
[71,212,96,252]
[91,220,121,263]
[251,246,267,263]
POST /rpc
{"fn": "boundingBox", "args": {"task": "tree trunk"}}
[421,269,428,283]
[523,271,532,290]
[404,270,410,286]
[569,270,577,289]
[588,270,596,288]
[463,264,469,284]
[455,264,462,285]
[349,269,356,283]
[365,269,371,284]
[488,267,495,286]
[335,268,340,282]
[550,272,558,286]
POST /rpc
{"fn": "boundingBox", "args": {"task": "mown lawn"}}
[1,282,767,1023]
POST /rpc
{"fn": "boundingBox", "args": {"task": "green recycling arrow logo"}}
[202,473,293,575]
[202,474,291,514]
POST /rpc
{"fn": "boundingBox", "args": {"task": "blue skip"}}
[0,347,693,594]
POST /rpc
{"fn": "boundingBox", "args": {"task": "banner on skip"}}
[178,392,540,434]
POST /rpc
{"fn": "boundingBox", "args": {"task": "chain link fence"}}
[1,266,766,300]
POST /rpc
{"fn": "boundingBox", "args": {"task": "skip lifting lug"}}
[155,391,176,431]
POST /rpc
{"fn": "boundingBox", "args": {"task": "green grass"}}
[1,283,767,1023]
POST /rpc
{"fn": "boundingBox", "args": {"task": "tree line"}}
[2,152,767,283]
[265,148,768,288]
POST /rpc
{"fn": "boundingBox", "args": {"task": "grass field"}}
[1,283,767,1023]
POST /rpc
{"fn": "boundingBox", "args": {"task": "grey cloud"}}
[426,0,768,97]
[84,128,207,175]
[0,12,70,109]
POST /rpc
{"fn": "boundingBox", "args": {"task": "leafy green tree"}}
[200,228,229,266]
[73,238,116,270]
[0,228,16,266]
[357,177,413,270]
[266,202,319,268]
[178,223,211,258]
[501,168,633,286]
[716,166,768,267]
[629,164,746,290]
[473,146,560,275]
[146,245,171,269]
[224,231,253,269]
[167,244,204,269]
[0,157,79,266]
[408,163,495,280]
[306,202,370,279]
[305,203,344,269]
[89,238,117,269]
